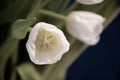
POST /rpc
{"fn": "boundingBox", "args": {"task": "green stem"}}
[93,0,110,13]
[104,6,120,28]
[59,0,70,12]
[10,46,18,80]
[38,9,66,21]
[10,0,30,23]
[51,0,63,11]
[0,38,19,80]
[42,0,62,11]
[27,0,42,19]
[41,0,51,8]
[64,2,78,14]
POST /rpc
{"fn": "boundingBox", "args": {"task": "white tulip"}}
[26,22,70,65]
[76,0,103,5]
[66,11,105,45]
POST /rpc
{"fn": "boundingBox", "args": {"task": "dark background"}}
[66,14,120,80]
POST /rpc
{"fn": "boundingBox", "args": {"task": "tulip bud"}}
[76,0,103,5]
[66,11,105,45]
[26,22,70,65]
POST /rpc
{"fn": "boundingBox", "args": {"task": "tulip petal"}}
[26,22,70,65]
[76,0,103,5]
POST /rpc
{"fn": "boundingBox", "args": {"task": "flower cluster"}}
[26,0,105,65]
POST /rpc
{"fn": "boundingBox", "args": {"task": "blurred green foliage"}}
[0,0,119,80]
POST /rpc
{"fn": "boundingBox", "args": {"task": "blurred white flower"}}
[26,22,70,65]
[76,0,103,5]
[66,11,105,45]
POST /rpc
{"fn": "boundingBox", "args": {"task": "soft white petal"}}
[76,0,103,5]
[26,22,70,65]
[66,11,105,45]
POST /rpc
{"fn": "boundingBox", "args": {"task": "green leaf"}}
[17,63,42,80]
[0,38,19,80]
[11,18,36,39]
[46,0,62,11]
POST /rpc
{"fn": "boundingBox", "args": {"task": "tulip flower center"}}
[34,28,59,52]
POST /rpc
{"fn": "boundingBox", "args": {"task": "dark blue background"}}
[66,14,120,80]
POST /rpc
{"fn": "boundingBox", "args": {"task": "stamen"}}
[34,28,58,52]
